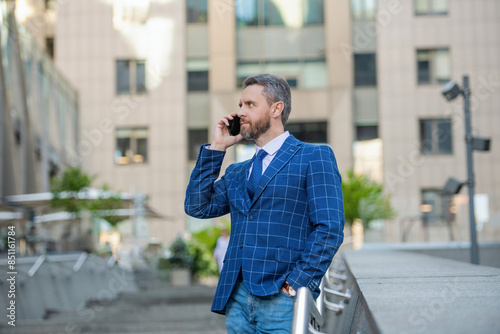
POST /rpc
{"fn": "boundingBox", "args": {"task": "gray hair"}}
[243,74,292,126]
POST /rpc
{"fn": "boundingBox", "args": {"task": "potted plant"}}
[159,238,194,286]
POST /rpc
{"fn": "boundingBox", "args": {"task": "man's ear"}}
[272,101,284,119]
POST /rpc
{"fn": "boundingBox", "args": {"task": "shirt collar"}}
[255,131,290,157]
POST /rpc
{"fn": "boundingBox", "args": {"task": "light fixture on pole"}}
[441,76,491,265]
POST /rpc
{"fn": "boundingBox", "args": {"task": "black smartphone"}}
[227,116,241,136]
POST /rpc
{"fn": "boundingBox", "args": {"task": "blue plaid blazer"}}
[185,135,344,314]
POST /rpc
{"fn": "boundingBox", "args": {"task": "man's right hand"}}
[208,112,243,151]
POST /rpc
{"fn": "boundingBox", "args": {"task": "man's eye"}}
[249,103,254,107]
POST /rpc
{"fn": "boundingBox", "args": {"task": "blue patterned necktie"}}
[247,149,268,200]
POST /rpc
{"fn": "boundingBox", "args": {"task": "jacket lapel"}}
[250,136,302,207]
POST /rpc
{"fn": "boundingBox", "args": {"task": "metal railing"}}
[291,259,351,334]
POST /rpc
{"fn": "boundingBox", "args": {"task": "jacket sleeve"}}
[184,145,231,219]
[286,145,345,292]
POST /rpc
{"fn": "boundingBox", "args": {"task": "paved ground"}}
[1,283,227,334]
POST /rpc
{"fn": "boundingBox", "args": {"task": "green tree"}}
[342,169,395,229]
[51,167,126,227]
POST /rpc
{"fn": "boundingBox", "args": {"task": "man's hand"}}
[208,112,243,151]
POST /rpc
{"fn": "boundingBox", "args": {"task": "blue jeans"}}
[225,279,295,334]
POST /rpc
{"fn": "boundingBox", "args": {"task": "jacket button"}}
[248,215,253,220]
[239,243,244,248]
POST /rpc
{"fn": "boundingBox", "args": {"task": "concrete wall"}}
[328,247,500,333]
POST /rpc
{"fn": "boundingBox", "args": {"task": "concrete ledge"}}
[339,248,500,334]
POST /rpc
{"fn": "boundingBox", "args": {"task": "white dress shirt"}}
[248,131,290,178]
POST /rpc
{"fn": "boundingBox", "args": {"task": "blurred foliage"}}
[51,167,94,215]
[342,169,396,229]
[158,221,231,278]
[51,167,127,227]
[158,237,194,270]
[190,221,231,278]
[187,239,218,278]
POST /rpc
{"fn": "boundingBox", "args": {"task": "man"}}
[185,74,344,333]
[213,229,230,274]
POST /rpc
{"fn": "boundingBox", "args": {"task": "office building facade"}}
[16,0,499,245]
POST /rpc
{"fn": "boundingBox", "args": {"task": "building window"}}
[421,189,454,226]
[113,0,150,28]
[356,125,378,141]
[187,0,208,23]
[417,48,450,85]
[303,0,324,25]
[354,53,377,86]
[45,37,54,60]
[188,128,208,160]
[45,0,56,10]
[351,0,376,20]
[420,119,452,155]
[236,0,324,27]
[115,128,148,165]
[116,60,146,95]
[236,59,327,89]
[286,121,327,143]
[187,59,209,91]
[415,0,448,16]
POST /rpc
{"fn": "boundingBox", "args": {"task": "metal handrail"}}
[323,287,352,301]
[291,287,325,334]
[72,252,88,272]
[28,255,46,277]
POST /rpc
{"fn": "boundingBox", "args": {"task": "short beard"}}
[241,114,271,141]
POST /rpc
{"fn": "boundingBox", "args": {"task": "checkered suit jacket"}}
[185,135,344,314]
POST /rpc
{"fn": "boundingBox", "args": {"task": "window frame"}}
[116,59,147,95]
[416,48,450,85]
[414,0,448,16]
[115,127,149,165]
[285,121,328,144]
[354,53,377,87]
[186,0,208,23]
[419,118,453,155]
[235,0,324,27]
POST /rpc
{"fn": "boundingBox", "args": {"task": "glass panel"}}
[135,137,148,163]
[236,0,258,26]
[187,0,208,23]
[420,120,433,154]
[356,125,378,141]
[115,137,131,164]
[364,0,376,19]
[354,53,377,86]
[187,58,209,71]
[187,71,209,91]
[116,60,130,94]
[301,60,327,89]
[437,119,452,154]
[136,60,146,93]
[352,0,376,20]
[303,0,324,25]
[351,0,363,19]
[417,50,431,84]
[434,49,450,84]
[286,121,327,143]
[264,0,285,26]
[432,0,448,14]
[415,0,430,15]
[116,128,133,138]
